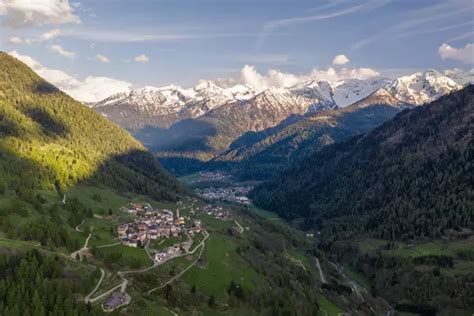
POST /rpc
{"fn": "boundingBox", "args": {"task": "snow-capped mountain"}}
[288,78,391,108]
[328,78,392,107]
[92,80,332,129]
[92,69,467,130]
[349,88,409,109]
[91,82,257,129]
[384,70,462,105]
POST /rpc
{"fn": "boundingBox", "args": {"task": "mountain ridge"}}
[92,69,468,128]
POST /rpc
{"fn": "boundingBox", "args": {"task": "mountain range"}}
[92,69,469,126]
[91,69,469,177]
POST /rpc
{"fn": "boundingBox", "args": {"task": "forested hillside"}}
[0,52,186,201]
[0,250,100,315]
[253,85,474,240]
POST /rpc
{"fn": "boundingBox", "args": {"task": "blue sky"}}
[1,0,473,101]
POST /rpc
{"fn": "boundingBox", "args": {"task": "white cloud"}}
[0,0,80,28]
[238,65,380,90]
[50,44,75,58]
[439,43,474,64]
[134,54,149,63]
[240,65,266,90]
[40,28,61,41]
[9,36,23,44]
[7,29,61,45]
[332,54,350,65]
[95,54,110,63]
[8,50,132,102]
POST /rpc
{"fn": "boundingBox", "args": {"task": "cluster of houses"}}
[195,186,252,205]
[103,292,128,311]
[154,244,182,262]
[118,203,188,247]
[202,204,232,221]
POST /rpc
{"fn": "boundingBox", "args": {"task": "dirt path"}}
[85,268,105,303]
[329,262,366,302]
[315,258,326,283]
[75,218,85,232]
[282,240,307,271]
[96,242,121,248]
[71,233,92,261]
[234,220,244,233]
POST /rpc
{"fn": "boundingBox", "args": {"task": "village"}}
[117,201,234,263]
[96,200,241,311]
[195,186,252,205]
[117,202,199,262]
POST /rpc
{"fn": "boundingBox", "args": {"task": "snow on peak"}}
[92,69,470,122]
[385,70,462,105]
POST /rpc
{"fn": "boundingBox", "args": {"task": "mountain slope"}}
[214,88,408,180]
[253,85,474,240]
[134,87,336,163]
[0,51,186,200]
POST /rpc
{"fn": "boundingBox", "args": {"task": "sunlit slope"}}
[0,51,186,200]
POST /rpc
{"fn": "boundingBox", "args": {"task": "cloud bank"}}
[332,54,350,65]
[50,44,75,58]
[439,43,474,64]
[9,51,132,103]
[134,54,150,63]
[0,0,80,27]
[238,65,380,90]
[95,54,110,63]
[7,28,62,45]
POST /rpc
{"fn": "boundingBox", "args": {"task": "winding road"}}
[148,236,207,294]
[84,268,106,303]
[82,229,210,310]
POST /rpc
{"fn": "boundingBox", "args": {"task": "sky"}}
[0,0,473,102]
